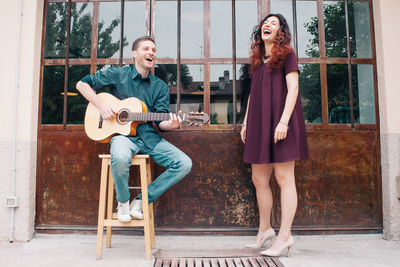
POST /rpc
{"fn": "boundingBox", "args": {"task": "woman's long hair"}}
[249,14,292,73]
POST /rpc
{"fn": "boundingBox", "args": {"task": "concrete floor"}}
[0,233,399,267]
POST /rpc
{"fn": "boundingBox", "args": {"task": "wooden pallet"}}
[153,249,284,267]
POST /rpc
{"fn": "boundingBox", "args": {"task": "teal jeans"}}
[110,135,192,203]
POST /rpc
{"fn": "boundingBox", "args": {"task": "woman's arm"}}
[240,96,251,143]
[274,71,299,143]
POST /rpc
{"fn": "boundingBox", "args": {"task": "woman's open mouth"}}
[263,29,272,37]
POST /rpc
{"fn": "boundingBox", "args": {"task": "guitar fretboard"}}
[127,112,178,122]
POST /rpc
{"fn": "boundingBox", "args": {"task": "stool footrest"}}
[104,219,145,227]
[129,186,141,190]
[111,213,143,220]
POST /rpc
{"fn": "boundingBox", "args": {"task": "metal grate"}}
[153,249,284,267]
[154,256,284,267]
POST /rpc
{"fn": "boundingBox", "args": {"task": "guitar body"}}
[84,92,209,143]
[84,93,147,143]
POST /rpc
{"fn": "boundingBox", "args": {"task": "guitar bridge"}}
[98,115,103,128]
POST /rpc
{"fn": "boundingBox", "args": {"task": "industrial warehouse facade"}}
[1,0,399,241]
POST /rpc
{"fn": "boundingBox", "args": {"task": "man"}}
[76,36,192,222]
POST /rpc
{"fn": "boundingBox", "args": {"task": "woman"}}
[241,14,308,257]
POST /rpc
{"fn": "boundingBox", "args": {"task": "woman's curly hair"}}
[249,14,293,73]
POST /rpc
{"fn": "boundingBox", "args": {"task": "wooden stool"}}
[96,154,155,260]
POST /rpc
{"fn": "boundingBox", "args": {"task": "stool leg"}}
[96,159,109,260]
[140,160,152,259]
[149,203,155,248]
[106,167,114,248]
[146,160,155,248]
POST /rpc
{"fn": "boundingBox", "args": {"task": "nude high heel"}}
[245,228,276,248]
[259,235,294,257]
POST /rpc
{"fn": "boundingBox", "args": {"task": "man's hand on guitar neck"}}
[159,111,183,130]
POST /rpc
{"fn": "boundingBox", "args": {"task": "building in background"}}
[1,0,399,242]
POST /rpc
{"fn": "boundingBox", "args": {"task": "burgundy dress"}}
[243,51,309,164]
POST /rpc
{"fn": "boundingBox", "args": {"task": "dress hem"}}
[243,156,308,165]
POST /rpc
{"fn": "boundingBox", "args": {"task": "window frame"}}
[39,0,379,132]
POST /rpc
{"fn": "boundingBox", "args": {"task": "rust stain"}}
[36,130,381,229]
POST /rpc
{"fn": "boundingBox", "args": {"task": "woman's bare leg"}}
[273,161,297,243]
[252,163,274,232]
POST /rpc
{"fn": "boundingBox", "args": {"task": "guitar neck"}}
[127,112,177,122]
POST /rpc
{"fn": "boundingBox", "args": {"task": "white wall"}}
[0,0,43,241]
[373,0,400,240]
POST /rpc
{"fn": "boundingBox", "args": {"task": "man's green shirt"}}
[81,65,170,149]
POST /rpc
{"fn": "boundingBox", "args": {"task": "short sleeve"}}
[80,75,93,87]
[80,67,121,90]
[284,50,299,76]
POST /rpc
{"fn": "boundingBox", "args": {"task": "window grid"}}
[40,0,378,130]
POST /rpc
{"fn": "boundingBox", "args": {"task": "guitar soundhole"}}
[117,110,129,125]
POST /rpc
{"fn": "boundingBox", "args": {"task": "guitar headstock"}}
[183,112,209,126]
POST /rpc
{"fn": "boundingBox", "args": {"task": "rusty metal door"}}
[36,0,382,233]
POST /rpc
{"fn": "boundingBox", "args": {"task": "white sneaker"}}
[117,201,131,222]
[130,199,143,219]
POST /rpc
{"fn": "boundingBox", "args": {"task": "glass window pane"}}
[352,64,375,124]
[155,64,178,87]
[348,1,372,58]
[296,0,319,58]
[69,3,93,59]
[235,1,257,58]
[270,0,294,47]
[299,64,321,123]
[180,64,203,114]
[210,64,233,124]
[124,1,146,59]
[67,65,90,124]
[42,66,65,124]
[327,64,350,123]
[324,1,348,58]
[181,1,204,58]
[155,1,177,58]
[236,64,251,124]
[210,0,232,58]
[98,2,122,59]
[154,64,178,111]
[44,3,67,59]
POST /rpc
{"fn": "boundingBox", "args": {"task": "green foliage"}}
[299,64,321,123]
[154,64,194,90]
[300,1,371,123]
[42,3,124,124]
[44,3,67,59]
[97,17,128,58]
[69,3,92,58]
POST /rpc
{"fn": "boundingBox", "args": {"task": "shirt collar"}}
[132,65,151,83]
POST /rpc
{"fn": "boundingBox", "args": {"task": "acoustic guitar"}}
[84,92,209,143]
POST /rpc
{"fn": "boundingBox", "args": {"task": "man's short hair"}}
[131,36,155,51]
